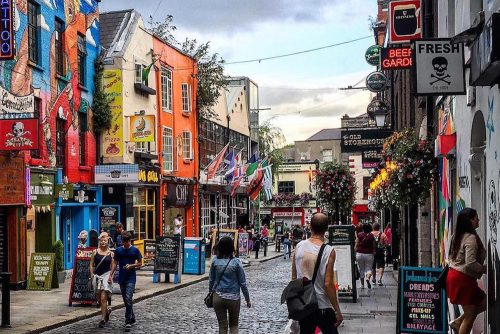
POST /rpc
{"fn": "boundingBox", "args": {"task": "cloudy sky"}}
[100,0,378,143]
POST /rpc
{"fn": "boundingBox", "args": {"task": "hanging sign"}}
[365,45,381,66]
[165,183,194,207]
[30,173,55,205]
[397,266,447,333]
[54,184,74,200]
[0,118,39,150]
[0,0,14,60]
[365,71,388,92]
[0,86,34,119]
[102,70,123,157]
[366,99,390,117]
[130,115,155,142]
[362,149,384,168]
[381,46,413,70]
[95,164,139,184]
[341,129,392,153]
[389,0,422,44]
[413,39,466,96]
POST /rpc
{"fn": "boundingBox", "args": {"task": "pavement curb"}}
[11,254,282,334]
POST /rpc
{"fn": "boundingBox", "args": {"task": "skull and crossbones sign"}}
[7,122,31,138]
[430,57,451,85]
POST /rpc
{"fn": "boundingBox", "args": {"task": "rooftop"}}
[305,128,342,141]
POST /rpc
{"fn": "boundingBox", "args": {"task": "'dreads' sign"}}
[0,0,14,60]
[414,39,466,96]
[398,266,447,334]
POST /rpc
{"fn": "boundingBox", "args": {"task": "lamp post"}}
[373,108,389,128]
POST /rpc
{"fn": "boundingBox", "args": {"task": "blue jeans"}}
[283,239,291,258]
[120,281,136,324]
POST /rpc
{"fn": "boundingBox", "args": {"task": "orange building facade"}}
[153,37,200,237]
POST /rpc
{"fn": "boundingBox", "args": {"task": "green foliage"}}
[53,240,64,272]
[148,16,227,120]
[315,163,356,215]
[258,121,286,182]
[92,61,112,134]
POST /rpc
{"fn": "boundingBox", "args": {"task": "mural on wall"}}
[488,174,500,334]
[0,0,99,168]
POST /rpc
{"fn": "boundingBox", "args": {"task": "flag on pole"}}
[142,60,156,83]
[205,144,229,180]
[224,149,236,183]
[230,175,243,197]
[263,164,273,201]
[247,152,259,164]
[248,159,267,200]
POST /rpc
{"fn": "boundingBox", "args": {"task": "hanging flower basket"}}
[315,163,356,214]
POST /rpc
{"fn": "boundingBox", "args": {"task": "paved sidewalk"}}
[1,246,282,334]
[338,269,398,333]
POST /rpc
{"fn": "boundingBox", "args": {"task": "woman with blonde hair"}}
[90,232,114,328]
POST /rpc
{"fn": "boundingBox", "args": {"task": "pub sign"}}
[165,183,194,207]
[0,118,39,151]
[340,129,392,153]
[389,0,422,44]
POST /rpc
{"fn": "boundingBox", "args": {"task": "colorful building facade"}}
[0,0,100,283]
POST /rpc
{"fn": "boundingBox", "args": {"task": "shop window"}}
[133,188,156,240]
[278,181,295,194]
[181,83,191,113]
[161,65,172,112]
[28,1,39,64]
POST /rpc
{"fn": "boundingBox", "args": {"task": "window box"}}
[134,82,156,95]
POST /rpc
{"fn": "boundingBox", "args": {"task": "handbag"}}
[280,244,326,321]
[435,263,449,290]
[204,258,232,308]
[89,251,110,296]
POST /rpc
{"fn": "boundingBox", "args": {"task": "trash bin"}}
[183,237,206,275]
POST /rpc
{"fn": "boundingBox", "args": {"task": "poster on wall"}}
[238,233,249,258]
[130,115,155,142]
[0,155,25,205]
[102,70,123,157]
[397,266,447,333]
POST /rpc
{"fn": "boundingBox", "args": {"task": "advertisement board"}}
[340,129,392,153]
[0,155,25,205]
[0,118,39,150]
[380,46,413,70]
[95,164,139,184]
[328,225,356,302]
[102,70,123,157]
[389,0,422,44]
[130,115,155,142]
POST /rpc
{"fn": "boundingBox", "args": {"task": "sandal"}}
[449,321,460,333]
[105,308,111,322]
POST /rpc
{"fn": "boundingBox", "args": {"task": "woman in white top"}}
[291,213,343,334]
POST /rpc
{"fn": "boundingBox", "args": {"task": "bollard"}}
[1,272,12,328]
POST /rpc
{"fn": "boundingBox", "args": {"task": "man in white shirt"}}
[174,214,183,236]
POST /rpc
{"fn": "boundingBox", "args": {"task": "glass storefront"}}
[133,187,156,240]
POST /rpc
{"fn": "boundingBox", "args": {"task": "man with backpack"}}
[371,223,387,286]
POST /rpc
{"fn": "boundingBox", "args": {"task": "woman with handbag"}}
[291,212,343,333]
[207,236,251,334]
[355,223,375,289]
[446,208,486,334]
[90,232,114,328]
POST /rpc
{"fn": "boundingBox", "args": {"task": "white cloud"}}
[40,14,50,31]
[86,28,96,47]
[39,0,53,9]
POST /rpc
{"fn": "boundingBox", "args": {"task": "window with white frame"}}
[200,195,212,239]
[134,63,148,85]
[221,197,228,228]
[230,197,237,229]
[322,149,333,162]
[161,66,172,112]
[183,131,192,159]
[162,127,173,172]
[135,141,149,153]
[181,83,191,113]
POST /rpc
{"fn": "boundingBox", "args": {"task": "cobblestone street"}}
[45,257,397,334]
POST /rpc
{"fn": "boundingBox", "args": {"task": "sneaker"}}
[371,277,376,284]
[130,319,136,326]
[99,320,105,328]
[125,323,132,331]
[378,280,384,286]
[367,279,372,289]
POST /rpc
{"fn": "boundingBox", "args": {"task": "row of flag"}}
[203,144,273,201]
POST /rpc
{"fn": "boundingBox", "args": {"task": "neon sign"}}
[0,0,14,60]
[380,47,412,70]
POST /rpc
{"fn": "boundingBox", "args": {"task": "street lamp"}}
[373,108,388,128]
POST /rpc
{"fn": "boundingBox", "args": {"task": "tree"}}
[258,121,286,182]
[92,60,112,134]
[148,16,227,120]
[315,163,356,223]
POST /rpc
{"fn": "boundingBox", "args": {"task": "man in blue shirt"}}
[109,231,142,330]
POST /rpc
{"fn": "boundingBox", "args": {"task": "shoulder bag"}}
[204,258,232,308]
[280,243,327,321]
[88,251,110,294]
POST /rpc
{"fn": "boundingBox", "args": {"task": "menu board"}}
[275,221,284,236]
[99,206,119,233]
[27,253,56,291]
[143,239,156,270]
[398,266,447,334]
[238,233,249,258]
[154,236,181,274]
[69,247,96,306]
[212,229,238,252]
[328,225,356,302]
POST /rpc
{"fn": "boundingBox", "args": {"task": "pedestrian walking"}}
[261,224,269,257]
[371,223,387,286]
[109,232,142,331]
[291,212,343,333]
[355,223,375,289]
[446,208,486,334]
[384,223,393,264]
[90,232,113,328]
[208,236,251,334]
[114,223,124,248]
[283,230,292,259]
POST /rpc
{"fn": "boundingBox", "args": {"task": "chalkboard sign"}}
[27,253,56,291]
[328,225,356,302]
[154,236,181,274]
[143,239,156,270]
[238,233,249,258]
[69,247,96,306]
[99,205,120,233]
[275,221,284,236]
[212,229,238,253]
[398,266,447,334]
